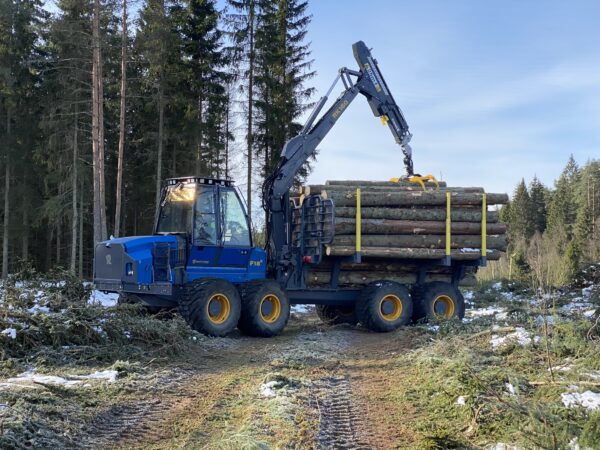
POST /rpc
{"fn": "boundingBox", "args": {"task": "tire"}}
[237,280,290,337]
[356,281,413,332]
[178,278,241,337]
[315,305,359,325]
[413,282,465,322]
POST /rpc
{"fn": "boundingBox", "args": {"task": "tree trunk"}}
[155,82,164,210]
[2,153,9,278]
[70,113,78,273]
[330,234,507,251]
[114,0,127,238]
[325,245,501,260]
[78,177,84,277]
[327,190,509,207]
[56,215,61,265]
[334,206,499,223]
[246,0,255,221]
[22,201,28,261]
[333,217,506,235]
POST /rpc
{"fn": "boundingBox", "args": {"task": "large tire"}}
[237,280,290,337]
[179,278,241,337]
[413,282,465,322]
[356,281,413,332]
[315,305,359,325]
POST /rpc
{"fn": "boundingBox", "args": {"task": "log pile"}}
[295,180,508,289]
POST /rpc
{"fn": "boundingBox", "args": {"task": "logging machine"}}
[94,41,485,337]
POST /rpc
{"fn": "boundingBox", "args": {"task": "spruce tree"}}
[529,176,548,234]
[547,155,579,241]
[508,179,534,241]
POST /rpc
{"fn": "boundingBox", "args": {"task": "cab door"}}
[216,187,252,268]
[187,185,219,280]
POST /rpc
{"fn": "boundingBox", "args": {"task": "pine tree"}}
[529,176,548,234]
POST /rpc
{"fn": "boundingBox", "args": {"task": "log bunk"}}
[291,180,509,290]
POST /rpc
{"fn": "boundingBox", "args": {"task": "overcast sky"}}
[302,0,600,194]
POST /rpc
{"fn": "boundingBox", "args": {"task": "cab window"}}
[156,184,195,234]
[193,186,217,245]
[220,189,250,246]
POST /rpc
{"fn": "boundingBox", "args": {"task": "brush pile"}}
[296,180,509,288]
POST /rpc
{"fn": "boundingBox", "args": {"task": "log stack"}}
[295,180,508,289]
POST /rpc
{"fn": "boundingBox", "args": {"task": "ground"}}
[0,269,599,449]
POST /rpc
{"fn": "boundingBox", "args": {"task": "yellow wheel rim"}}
[433,295,455,319]
[379,294,403,321]
[206,293,231,324]
[259,294,281,324]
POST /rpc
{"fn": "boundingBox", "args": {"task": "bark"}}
[155,82,164,210]
[333,217,507,235]
[326,180,447,187]
[334,206,499,223]
[327,190,509,207]
[78,177,84,277]
[22,202,28,261]
[2,153,9,278]
[325,245,502,260]
[56,216,61,265]
[114,0,127,238]
[70,113,78,273]
[305,185,483,195]
[306,271,477,287]
[330,234,507,251]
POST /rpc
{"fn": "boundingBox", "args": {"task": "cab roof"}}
[166,176,233,187]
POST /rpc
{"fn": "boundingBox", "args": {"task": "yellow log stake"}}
[356,188,361,253]
[445,192,451,256]
[481,193,487,257]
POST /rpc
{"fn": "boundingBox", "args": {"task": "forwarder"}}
[94,41,485,336]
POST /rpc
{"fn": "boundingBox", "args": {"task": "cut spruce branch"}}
[334,218,507,235]
[330,234,507,251]
[325,246,501,260]
[306,271,477,287]
[326,190,509,207]
[334,206,499,223]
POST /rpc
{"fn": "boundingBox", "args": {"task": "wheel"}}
[356,281,413,332]
[315,305,359,325]
[237,280,290,337]
[413,282,465,322]
[178,278,241,337]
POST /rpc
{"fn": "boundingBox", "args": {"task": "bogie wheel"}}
[413,282,465,322]
[238,280,290,337]
[356,281,413,332]
[179,278,241,337]
[315,305,359,325]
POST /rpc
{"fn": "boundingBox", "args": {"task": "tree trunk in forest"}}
[155,82,164,211]
[70,113,78,273]
[2,154,9,278]
[114,0,127,238]
[56,216,61,265]
[334,206,499,223]
[246,0,255,221]
[224,92,230,179]
[78,177,84,277]
[92,0,107,243]
[22,202,28,261]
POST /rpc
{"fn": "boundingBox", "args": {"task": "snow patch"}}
[0,369,119,391]
[291,304,312,314]
[260,380,281,398]
[455,395,466,406]
[561,390,600,411]
[505,382,516,396]
[490,327,539,349]
[88,290,119,307]
[465,306,506,318]
[1,328,16,340]
[487,444,520,450]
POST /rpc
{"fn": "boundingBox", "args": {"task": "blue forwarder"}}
[94,41,485,337]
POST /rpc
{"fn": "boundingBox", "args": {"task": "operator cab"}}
[156,177,251,248]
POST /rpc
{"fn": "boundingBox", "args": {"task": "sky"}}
[301,0,600,194]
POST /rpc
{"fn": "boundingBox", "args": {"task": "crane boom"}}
[263,41,415,279]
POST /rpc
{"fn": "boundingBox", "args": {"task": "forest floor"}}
[0,267,599,449]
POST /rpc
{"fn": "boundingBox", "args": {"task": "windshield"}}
[156,183,195,234]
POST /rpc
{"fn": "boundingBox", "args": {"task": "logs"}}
[295,179,508,288]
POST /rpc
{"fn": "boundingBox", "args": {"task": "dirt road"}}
[78,309,423,449]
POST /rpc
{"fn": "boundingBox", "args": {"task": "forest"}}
[0,0,314,277]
